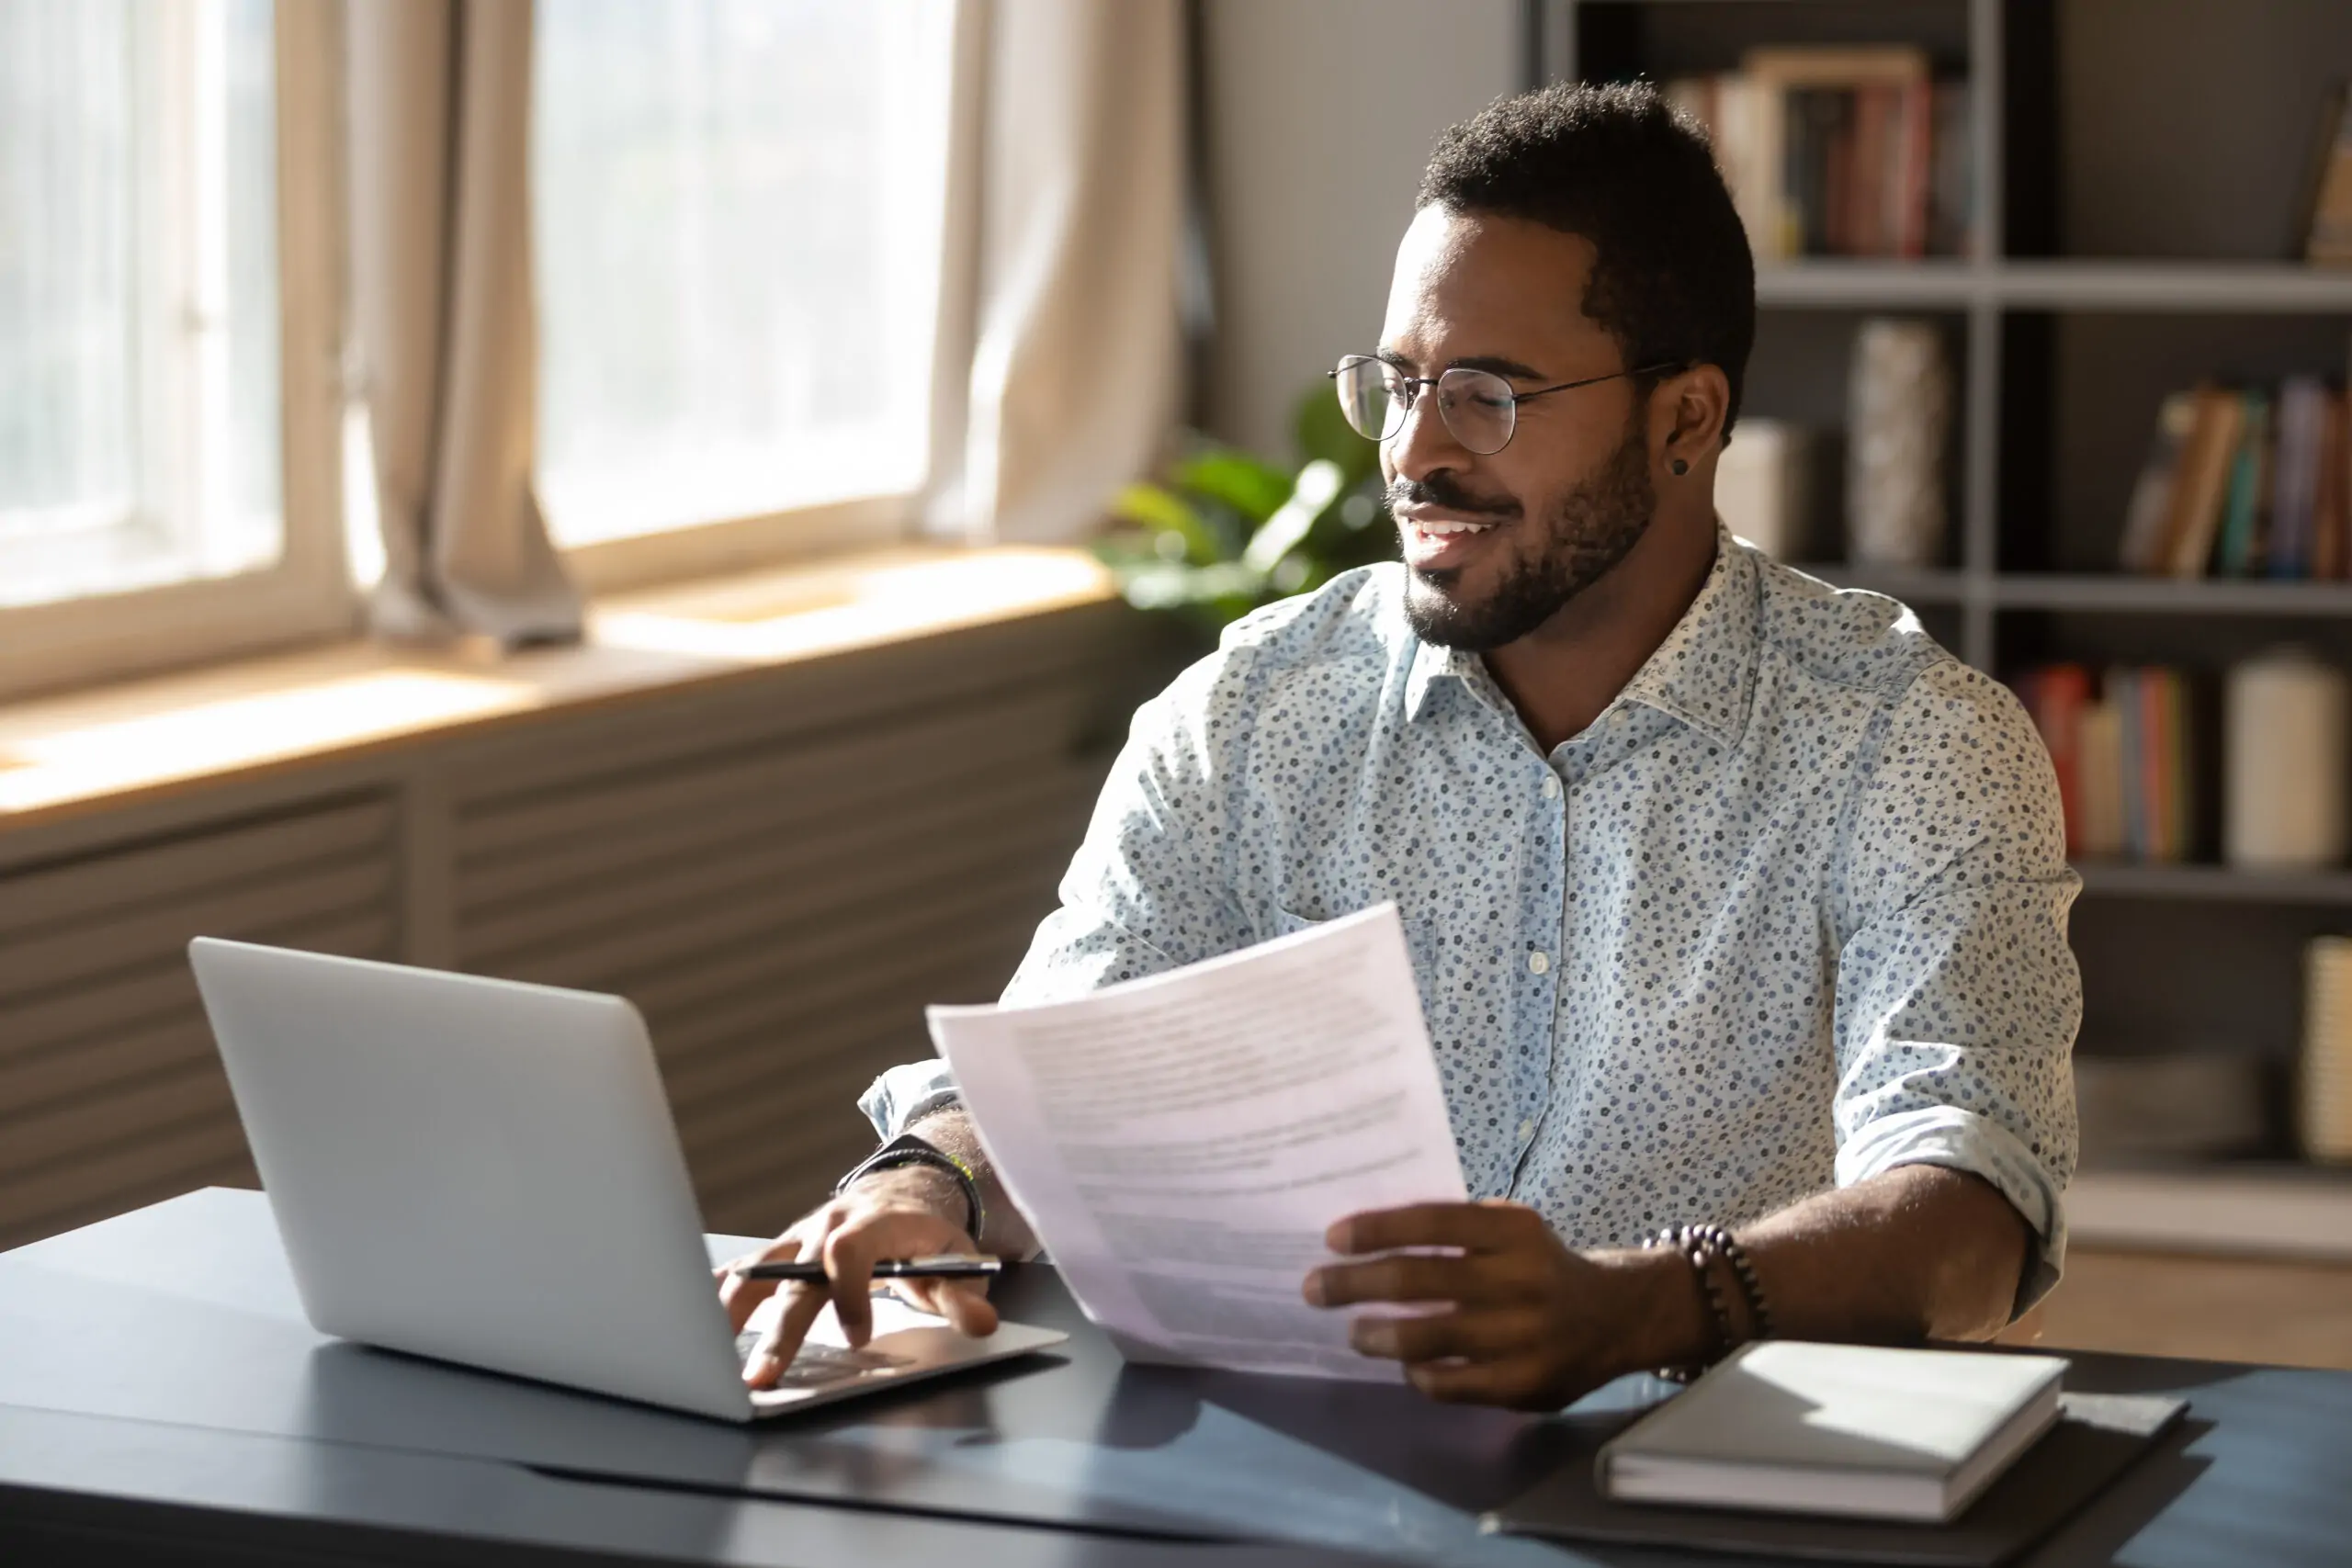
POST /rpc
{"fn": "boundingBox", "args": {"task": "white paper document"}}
[927,904,1466,1380]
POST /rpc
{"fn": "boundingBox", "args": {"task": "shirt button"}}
[1517,1118,1537,1144]
[1528,950,1551,976]
[1540,773,1561,799]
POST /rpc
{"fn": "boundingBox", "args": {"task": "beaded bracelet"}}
[1645,1222,1775,1381]
[1686,1223,1775,1342]
[1645,1225,1732,1381]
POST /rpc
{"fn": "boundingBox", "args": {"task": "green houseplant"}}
[1095,380,1396,637]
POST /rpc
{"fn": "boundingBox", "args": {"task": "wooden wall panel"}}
[0,798,400,1247]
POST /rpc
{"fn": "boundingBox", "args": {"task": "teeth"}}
[1418,521,1493,536]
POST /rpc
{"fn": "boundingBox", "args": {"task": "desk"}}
[4,1190,2348,1567]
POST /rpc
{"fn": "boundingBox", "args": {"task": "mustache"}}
[1385,473,1521,520]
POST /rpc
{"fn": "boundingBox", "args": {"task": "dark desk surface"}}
[4,1189,2349,1568]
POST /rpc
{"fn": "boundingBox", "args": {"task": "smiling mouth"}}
[1399,512,1510,572]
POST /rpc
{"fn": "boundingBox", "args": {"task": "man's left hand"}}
[1303,1199,1668,1410]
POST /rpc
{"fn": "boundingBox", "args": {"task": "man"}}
[721,82,2080,1411]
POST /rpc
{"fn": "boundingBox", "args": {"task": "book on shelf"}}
[2018,663,2091,850]
[2116,376,2352,580]
[2304,383,2342,581]
[2217,391,2269,578]
[2015,664,2191,863]
[2116,391,2197,573]
[1664,47,1968,263]
[2162,387,2245,580]
[2300,82,2352,266]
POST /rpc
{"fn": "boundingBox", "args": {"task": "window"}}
[0,0,345,701]
[532,1,958,576]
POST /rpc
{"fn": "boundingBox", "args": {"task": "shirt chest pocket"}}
[1267,900,1445,987]
[1269,903,1325,941]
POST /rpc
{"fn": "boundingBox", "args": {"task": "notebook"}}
[1486,1389,2188,1567]
[1596,1342,2067,1524]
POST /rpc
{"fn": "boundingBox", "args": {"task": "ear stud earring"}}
[1669,457,1689,477]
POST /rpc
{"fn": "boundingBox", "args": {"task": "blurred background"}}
[5,0,2352,1371]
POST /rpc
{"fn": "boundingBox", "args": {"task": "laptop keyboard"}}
[736,1330,912,1389]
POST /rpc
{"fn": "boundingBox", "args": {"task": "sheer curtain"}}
[346,0,581,646]
[930,0,1187,547]
[340,0,1185,635]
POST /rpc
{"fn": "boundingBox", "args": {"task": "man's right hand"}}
[716,1167,1000,1389]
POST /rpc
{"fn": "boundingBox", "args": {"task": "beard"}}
[1397,420,1657,652]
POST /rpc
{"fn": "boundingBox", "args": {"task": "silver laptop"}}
[187,937,1064,1422]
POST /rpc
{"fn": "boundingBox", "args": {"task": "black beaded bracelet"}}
[1645,1224,1734,1382]
[1645,1222,1775,1382]
[1688,1223,1775,1342]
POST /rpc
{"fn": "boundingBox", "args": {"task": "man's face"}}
[1377,206,1657,650]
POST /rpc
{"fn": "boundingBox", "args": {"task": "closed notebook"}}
[1597,1341,2067,1525]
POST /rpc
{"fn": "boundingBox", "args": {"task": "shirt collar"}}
[1403,521,1760,749]
[1404,631,1484,725]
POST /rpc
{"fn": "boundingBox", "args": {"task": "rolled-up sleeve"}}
[857,645,1257,1137]
[1830,659,2083,1312]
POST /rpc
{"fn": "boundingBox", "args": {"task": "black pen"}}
[733,1254,1001,1283]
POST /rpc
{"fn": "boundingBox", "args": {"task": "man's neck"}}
[1479,505,1720,753]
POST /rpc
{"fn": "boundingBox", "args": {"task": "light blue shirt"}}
[865,528,2082,1304]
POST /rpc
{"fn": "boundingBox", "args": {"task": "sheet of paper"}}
[928,903,1466,1381]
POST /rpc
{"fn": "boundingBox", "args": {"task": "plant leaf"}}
[1241,459,1347,573]
[1109,481,1221,566]
[1172,448,1294,526]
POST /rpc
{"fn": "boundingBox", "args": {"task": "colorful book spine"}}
[2077,699,2126,859]
[2120,371,2352,581]
[2164,389,2245,580]
[2017,665,2091,854]
[2161,671,2192,862]
[2304,392,2342,582]
[1663,51,1961,263]
[2017,663,2197,864]
[2217,392,2268,578]
[2272,378,2326,580]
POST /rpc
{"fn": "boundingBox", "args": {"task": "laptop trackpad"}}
[740,1292,1061,1413]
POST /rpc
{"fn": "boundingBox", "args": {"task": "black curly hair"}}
[1417,81,1755,440]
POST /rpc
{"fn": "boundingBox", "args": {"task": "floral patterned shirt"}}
[865,526,2082,1305]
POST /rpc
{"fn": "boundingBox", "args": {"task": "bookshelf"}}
[1792,570,2352,616]
[1758,261,2352,312]
[2074,861,2352,908]
[1533,0,2352,1161]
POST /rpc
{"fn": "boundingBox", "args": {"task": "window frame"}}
[560,494,917,598]
[0,2,352,705]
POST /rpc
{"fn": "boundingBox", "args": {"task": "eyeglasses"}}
[1329,355,1685,456]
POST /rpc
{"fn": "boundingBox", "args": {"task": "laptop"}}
[187,937,1066,1422]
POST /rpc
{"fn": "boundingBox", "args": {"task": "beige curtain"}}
[346,0,581,645]
[930,0,1188,546]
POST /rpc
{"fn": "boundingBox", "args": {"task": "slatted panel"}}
[0,798,400,1247]
[451,670,1109,1235]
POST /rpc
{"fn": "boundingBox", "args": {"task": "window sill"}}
[0,545,1117,837]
